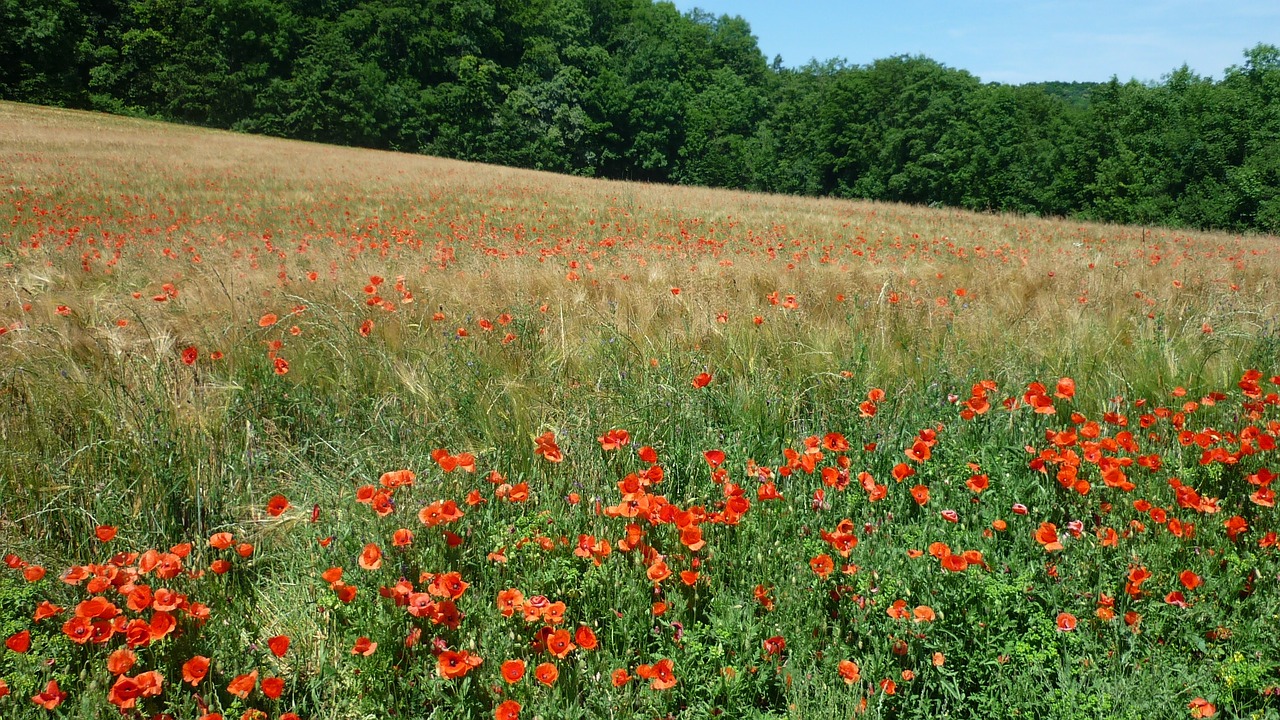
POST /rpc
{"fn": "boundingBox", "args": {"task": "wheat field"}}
[1,102,1278,719]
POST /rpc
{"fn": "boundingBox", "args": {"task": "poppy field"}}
[2,101,1280,719]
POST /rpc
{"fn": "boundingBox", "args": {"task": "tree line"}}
[2,0,1278,233]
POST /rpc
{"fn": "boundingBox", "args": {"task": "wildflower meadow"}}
[1,102,1279,719]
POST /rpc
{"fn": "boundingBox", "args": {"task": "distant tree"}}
[1021,81,1099,109]
[939,83,1083,215]
[1221,44,1280,232]
[0,0,92,106]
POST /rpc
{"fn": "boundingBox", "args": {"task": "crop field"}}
[1,101,1279,719]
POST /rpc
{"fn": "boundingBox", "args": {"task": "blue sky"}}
[667,0,1279,83]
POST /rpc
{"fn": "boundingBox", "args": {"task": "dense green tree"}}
[938,83,1083,215]
[746,60,839,195]
[811,56,980,204]
[1221,44,1280,232]
[0,0,94,106]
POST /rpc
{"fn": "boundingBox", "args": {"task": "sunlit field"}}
[2,101,1279,719]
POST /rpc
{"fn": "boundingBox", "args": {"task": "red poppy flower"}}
[575,625,598,651]
[261,676,284,700]
[910,484,930,505]
[1179,570,1202,590]
[505,482,530,502]
[96,525,118,542]
[265,494,289,517]
[1225,515,1248,541]
[809,554,834,579]
[187,603,211,624]
[905,440,931,463]
[1188,698,1217,718]
[399,592,432,619]
[544,629,575,659]
[501,659,525,684]
[758,482,782,500]
[31,679,67,709]
[358,543,382,570]
[227,669,258,699]
[142,607,174,640]
[838,659,861,684]
[75,596,118,620]
[33,600,63,622]
[496,588,524,617]
[534,662,559,686]
[495,700,521,720]
[427,571,470,600]
[703,449,726,467]
[183,656,210,685]
[692,372,712,389]
[533,431,563,463]
[680,525,705,552]
[437,649,482,679]
[107,648,136,675]
[822,432,850,452]
[267,635,290,658]
[1125,566,1152,597]
[352,637,378,656]
[763,635,786,656]
[647,558,671,583]
[379,469,416,488]
[6,630,30,653]
[648,658,677,690]
[940,553,968,572]
[1056,612,1077,631]
[1035,522,1064,552]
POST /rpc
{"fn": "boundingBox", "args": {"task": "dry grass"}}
[2,99,1278,400]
